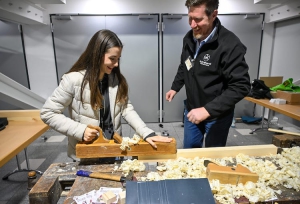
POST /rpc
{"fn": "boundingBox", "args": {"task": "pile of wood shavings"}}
[120,147,300,204]
[118,159,145,175]
[119,134,142,151]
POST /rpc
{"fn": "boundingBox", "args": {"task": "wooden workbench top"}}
[244,97,300,121]
[0,110,49,168]
[29,161,148,204]
[29,159,300,204]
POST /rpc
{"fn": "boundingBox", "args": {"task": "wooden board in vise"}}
[76,129,177,158]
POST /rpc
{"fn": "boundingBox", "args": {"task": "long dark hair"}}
[67,29,128,109]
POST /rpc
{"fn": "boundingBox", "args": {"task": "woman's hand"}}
[145,136,173,148]
[83,126,99,142]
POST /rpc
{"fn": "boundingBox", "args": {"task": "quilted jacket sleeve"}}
[40,73,87,141]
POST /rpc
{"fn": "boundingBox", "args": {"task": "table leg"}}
[2,148,43,180]
[249,106,266,134]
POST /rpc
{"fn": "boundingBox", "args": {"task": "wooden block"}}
[29,163,78,204]
[102,191,117,204]
[118,191,126,204]
[76,138,177,158]
[29,176,62,204]
[206,163,259,185]
[272,134,300,148]
[277,91,300,105]
[138,144,278,162]
[259,76,283,88]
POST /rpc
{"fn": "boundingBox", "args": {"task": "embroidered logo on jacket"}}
[200,54,211,66]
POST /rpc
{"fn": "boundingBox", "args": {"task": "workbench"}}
[29,145,300,204]
[244,97,300,134]
[0,110,49,179]
[244,96,300,121]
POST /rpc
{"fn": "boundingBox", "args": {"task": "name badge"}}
[185,56,194,71]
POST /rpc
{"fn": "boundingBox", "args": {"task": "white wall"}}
[22,0,273,99]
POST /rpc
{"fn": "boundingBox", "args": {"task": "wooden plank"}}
[29,163,78,204]
[138,144,278,161]
[76,139,177,158]
[0,110,49,168]
[268,128,300,137]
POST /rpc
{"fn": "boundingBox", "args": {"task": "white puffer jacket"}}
[40,70,154,160]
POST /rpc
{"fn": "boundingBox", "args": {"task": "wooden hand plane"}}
[206,162,259,185]
[76,125,177,158]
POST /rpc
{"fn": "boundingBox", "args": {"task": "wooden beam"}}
[269,128,300,137]
[138,144,278,161]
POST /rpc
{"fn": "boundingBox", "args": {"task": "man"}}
[166,0,250,148]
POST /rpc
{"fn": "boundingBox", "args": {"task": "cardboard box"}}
[277,90,300,105]
[270,91,277,98]
[259,76,283,88]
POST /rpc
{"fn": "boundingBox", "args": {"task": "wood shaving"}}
[119,146,300,204]
[119,134,142,151]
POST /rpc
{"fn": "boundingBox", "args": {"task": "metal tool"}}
[204,159,218,167]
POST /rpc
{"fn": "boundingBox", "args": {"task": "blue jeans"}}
[183,108,233,148]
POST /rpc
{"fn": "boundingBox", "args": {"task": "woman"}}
[40,29,172,161]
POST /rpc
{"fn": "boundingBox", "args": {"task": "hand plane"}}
[76,124,177,158]
[205,161,259,185]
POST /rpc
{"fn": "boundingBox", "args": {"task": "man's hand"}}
[187,107,210,124]
[83,126,99,141]
[166,90,177,102]
[146,136,173,148]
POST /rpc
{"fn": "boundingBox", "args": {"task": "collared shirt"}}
[193,25,217,59]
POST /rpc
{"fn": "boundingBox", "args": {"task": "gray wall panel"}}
[271,17,300,80]
[0,20,28,88]
[52,16,106,81]
[162,15,190,122]
[271,17,300,127]
[0,20,28,110]
[106,15,159,122]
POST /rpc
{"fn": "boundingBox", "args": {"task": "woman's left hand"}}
[145,136,173,148]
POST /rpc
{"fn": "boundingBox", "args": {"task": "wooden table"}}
[0,110,49,178]
[244,97,300,121]
[28,145,300,204]
[244,97,300,134]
